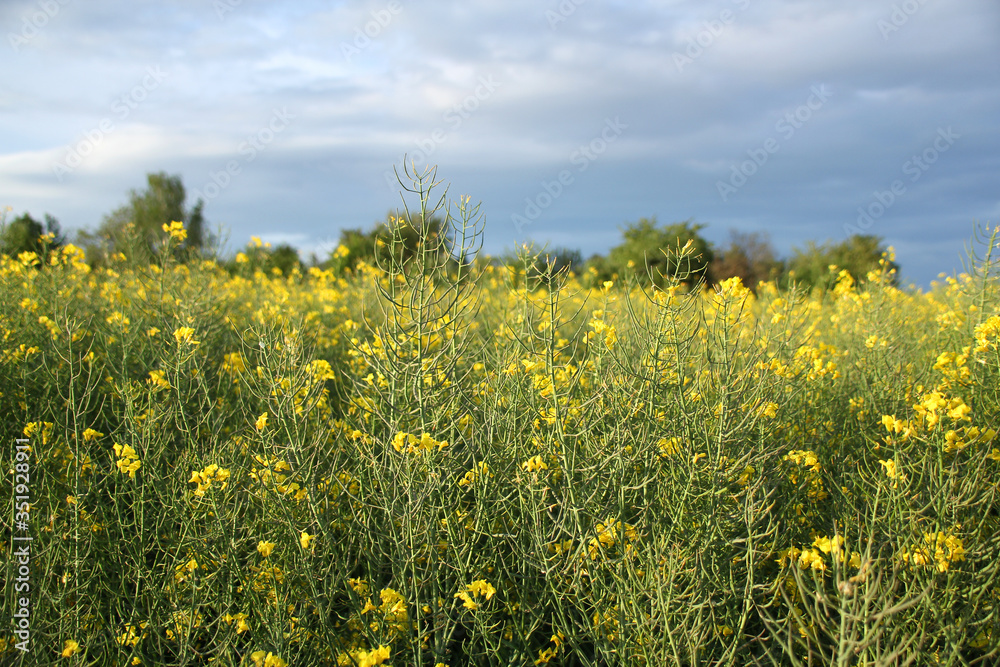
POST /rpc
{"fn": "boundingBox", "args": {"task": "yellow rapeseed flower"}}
[189,464,231,496]
[299,531,314,550]
[257,541,276,558]
[162,220,187,241]
[112,443,142,479]
[455,579,496,610]
[879,458,898,479]
[522,455,548,472]
[354,645,391,667]
[173,327,199,345]
[222,612,250,634]
[61,639,80,657]
[148,370,171,391]
[250,651,287,667]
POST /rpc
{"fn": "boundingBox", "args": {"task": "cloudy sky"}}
[2,0,998,286]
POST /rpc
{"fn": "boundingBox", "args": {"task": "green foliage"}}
[77,172,209,265]
[267,244,302,277]
[0,211,64,257]
[329,226,379,273]
[324,210,463,278]
[598,217,714,287]
[785,234,899,290]
[324,212,452,271]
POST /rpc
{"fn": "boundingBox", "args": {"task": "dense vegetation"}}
[2,168,999,665]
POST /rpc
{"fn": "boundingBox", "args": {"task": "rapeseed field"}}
[3,171,1000,665]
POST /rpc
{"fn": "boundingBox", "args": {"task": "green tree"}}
[267,244,302,276]
[605,217,714,287]
[324,212,455,274]
[784,235,899,290]
[81,172,208,264]
[1,212,64,257]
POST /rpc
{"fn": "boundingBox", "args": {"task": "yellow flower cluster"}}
[458,461,491,487]
[391,431,448,455]
[61,639,80,657]
[337,645,390,667]
[974,315,1000,354]
[587,316,618,348]
[117,622,148,647]
[592,606,621,642]
[522,454,548,472]
[944,426,996,453]
[455,579,496,611]
[933,348,971,388]
[173,326,198,345]
[547,538,574,556]
[222,351,246,375]
[162,220,187,242]
[534,632,565,664]
[912,391,971,430]
[148,369,171,391]
[307,358,337,381]
[587,519,639,560]
[250,651,287,667]
[716,275,750,300]
[657,436,682,457]
[359,588,409,633]
[189,464,231,496]
[112,443,141,479]
[760,402,779,419]
[222,612,250,634]
[879,458,905,487]
[778,535,861,573]
[24,421,54,445]
[881,414,915,439]
[174,557,201,583]
[901,531,965,572]
[783,450,826,501]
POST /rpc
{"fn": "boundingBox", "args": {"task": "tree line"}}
[2,171,898,291]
